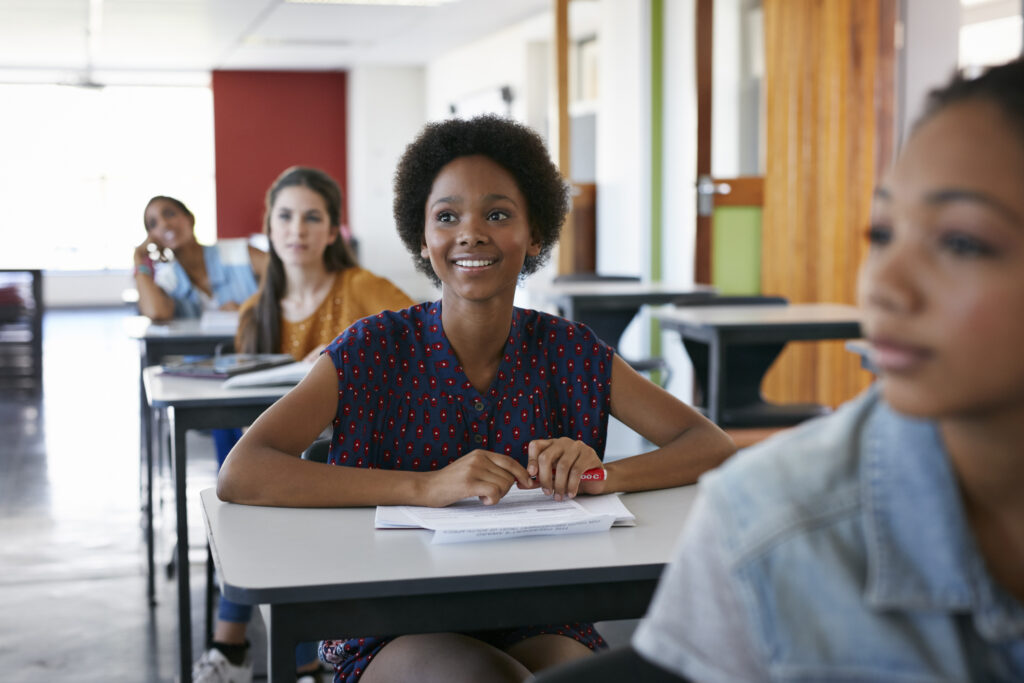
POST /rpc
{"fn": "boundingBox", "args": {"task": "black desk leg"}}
[169,407,194,683]
[707,336,723,426]
[266,605,299,683]
[145,402,156,606]
[139,345,156,605]
[206,546,215,647]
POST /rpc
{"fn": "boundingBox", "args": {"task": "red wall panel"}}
[212,70,348,239]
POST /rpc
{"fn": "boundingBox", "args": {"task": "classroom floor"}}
[0,307,639,683]
[0,307,270,683]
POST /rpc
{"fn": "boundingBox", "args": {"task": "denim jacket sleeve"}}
[633,489,765,682]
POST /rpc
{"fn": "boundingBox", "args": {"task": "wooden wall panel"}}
[760,0,894,408]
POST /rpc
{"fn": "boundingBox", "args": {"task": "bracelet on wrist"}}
[134,263,153,277]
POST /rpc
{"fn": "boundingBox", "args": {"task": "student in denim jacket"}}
[537,58,1024,683]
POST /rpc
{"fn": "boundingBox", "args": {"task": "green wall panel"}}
[712,206,761,295]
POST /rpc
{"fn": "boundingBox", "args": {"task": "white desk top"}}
[125,314,238,340]
[143,366,292,407]
[653,302,862,328]
[201,485,697,605]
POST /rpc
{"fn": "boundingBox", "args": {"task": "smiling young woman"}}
[217,116,736,683]
[419,155,540,316]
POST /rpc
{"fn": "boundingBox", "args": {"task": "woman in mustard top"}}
[236,166,414,360]
[193,166,413,683]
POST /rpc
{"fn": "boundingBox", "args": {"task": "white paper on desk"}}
[222,361,313,388]
[430,515,616,544]
[375,488,634,544]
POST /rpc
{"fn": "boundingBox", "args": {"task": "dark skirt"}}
[320,622,608,683]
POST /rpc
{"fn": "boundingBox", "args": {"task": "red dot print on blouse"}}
[323,304,613,472]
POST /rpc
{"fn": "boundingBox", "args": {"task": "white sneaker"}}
[192,647,253,683]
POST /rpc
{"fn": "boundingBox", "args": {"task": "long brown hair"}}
[236,167,358,353]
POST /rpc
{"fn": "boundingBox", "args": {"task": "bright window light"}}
[0,85,215,271]
[959,0,1023,72]
[960,16,1023,70]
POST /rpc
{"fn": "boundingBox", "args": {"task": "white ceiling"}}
[0,0,588,87]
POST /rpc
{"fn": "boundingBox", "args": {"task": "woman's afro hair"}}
[393,115,570,286]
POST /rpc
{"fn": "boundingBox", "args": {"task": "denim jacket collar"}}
[861,400,1024,641]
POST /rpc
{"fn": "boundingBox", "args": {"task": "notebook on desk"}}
[160,353,295,379]
[222,360,314,388]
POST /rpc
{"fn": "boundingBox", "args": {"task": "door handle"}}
[696,175,732,216]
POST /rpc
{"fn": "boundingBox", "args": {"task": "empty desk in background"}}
[125,316,236,604]
[528,280,716,348]
[529,279,716,384]
[143,367,293,683]
[655,303,862,428]
[0,269,43,394]
[126,315,238,366]
[201,484,699,683]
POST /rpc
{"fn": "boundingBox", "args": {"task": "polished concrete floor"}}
[0,307,269,683]
[0,307,639,683]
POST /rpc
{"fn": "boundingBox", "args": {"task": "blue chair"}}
[301,438,332,463]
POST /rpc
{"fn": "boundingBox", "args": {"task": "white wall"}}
[660,0,698,401]
[346,65,438,302]
[595,0,649,281]
[43,271,136,308]
[424,13,552,128]
[591,0,651,379]
[901,0,961,146]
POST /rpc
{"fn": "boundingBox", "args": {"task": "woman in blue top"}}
[133,195,276,680]
[537,58,1024,683]
[133,195,267,321]
[218,115,735,683]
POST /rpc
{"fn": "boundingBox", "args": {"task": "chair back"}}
[301,438,332,463]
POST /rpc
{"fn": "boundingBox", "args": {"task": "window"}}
[571,35,600,106]
[0,84,215,271]
[960,0,1023,74]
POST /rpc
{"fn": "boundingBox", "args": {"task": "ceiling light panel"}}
[285,0,455,6]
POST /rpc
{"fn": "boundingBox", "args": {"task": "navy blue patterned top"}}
[324,301,614,470]
[317,300,615,682]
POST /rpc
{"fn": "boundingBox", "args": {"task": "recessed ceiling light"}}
[285,0,456,6]
[243,35,354,47]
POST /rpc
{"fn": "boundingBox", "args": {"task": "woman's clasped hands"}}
[425,437,605,507]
